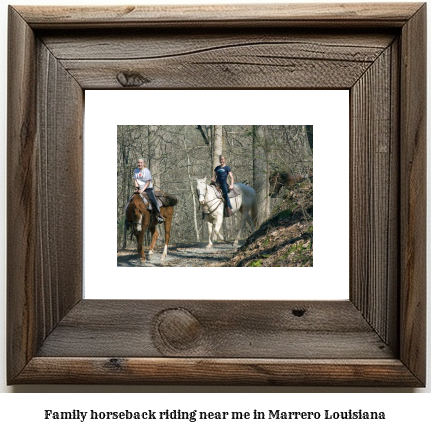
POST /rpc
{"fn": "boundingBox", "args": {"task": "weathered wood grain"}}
[350,46,398,346]
[399,3,426,385]
[16,358,423,386]
[41,31,395,60]
[36,300,393,359]
[16,3,423,29]
[7,6,83,383]
[35,40,83,336]
[7,6,38,382]
[40,31,395,89]
[59,46,382,89]
[387,38,401,352]
[60,57,372,89]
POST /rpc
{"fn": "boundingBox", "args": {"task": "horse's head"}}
[269,171,283,198]
[196,177,207,205]
[127,194,147,232]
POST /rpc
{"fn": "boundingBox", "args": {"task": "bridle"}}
[198,182,222,215]
[133,217,142,229]
[131,192,148,230]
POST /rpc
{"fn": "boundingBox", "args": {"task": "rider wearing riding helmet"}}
[211,155,234,217]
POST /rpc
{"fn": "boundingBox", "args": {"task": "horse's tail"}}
[155,190,178,207]
[164,193,179,207]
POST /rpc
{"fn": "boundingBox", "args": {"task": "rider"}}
[211,155,234,218]
[133,159,164,223]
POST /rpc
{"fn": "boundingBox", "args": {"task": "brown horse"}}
[126,192,177,262]
[269,170,311,198]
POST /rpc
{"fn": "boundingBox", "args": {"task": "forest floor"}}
[220,183,313,267]
[117,241,244,267]
[117,182,313,267]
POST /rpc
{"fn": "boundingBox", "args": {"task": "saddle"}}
[209,182,241,218]
[139,190,178,211]
[210,182,241,200]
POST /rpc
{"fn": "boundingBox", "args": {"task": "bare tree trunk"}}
[117,125,133,250]
[305,125,313,155]
[148,125,161,190]
[183,126,200,241]
[253,125,270,227]
[196,125,210,146]
[213,125,223,170]
[118,126,127,250]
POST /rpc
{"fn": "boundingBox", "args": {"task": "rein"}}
[199,183,223,215]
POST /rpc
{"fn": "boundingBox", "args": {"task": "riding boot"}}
[225,207,234,218]
[154,205,165,223]
[150,208,164,224]
[154,202,165,223]
[156,211,165,223]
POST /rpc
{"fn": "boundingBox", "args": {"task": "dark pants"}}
[220,182,232,209]
[146,188,161,214]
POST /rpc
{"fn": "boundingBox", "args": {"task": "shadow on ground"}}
[117,241,245,267]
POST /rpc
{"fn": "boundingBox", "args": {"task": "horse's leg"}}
[233,207,247,246]
[246,211,255,232]
[139,212,151,263]
[137,231,145,262]
[213,212,224,242]
[206,219,214,249]
[148,222,159,258]
[161,209,172,261]
[134,213,146,262]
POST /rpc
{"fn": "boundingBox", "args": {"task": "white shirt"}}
[133,167,153,189]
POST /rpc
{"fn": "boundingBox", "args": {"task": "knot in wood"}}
[108,358,123,369]
[154,308,203,351]
[116,71,150,87]
[292,308,306,317]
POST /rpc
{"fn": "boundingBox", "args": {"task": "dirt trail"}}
[117,241,243,267]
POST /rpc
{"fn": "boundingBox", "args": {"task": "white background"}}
[0,0,430,425]
[85,90,349,300]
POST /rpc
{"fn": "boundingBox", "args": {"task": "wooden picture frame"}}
[7,3,426,386]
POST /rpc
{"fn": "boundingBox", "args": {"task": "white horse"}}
[196,178,257,248]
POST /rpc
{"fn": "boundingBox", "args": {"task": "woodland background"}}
[117,125,313,249]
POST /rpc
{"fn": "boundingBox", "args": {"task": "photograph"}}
[118,125,313,268]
